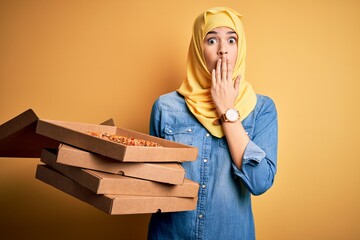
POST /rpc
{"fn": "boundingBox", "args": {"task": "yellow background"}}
[1,0,359,239]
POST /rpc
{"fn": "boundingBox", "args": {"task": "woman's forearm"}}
[222,120,249,169]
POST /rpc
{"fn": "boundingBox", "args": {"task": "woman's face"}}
[203,26,238,72]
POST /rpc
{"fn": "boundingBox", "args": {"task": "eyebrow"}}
[206,30,237,35]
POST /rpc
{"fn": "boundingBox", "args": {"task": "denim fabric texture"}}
[147,91,278,240]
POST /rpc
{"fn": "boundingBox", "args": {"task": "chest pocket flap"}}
[164,125,196,146]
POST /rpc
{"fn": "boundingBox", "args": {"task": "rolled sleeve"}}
[242,140,266,165]
[231,140,274,195]
[231,140,266,177]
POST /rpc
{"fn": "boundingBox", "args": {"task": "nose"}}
[218,50,228,55]
[217,43,228,56]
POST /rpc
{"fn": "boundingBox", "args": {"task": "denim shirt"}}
[147,91,278,240]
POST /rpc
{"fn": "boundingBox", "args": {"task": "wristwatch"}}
[221,108,240,123]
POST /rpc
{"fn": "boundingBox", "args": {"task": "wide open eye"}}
[229,37,237,44]
[207,38,217,44]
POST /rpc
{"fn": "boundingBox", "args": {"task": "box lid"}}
[0,109,59,158]
[0,109,116,158]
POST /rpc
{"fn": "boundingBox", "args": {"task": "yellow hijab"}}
[177,7,257,138]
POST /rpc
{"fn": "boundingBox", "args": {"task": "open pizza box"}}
[1,109,198,163]
[0,110,194,184]
[41,148,199,197]
[36,165,198,215]
[36,119,198,162]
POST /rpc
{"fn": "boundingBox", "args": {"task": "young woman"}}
[148,7,278,240]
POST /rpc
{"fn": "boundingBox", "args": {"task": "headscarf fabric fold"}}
[177,7,257,138]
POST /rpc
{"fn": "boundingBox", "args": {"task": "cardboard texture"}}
[41,149,199,197]
[0,109,116,158]
[55,144,186,184]
[1,109,199,215]
[36,165,198,215]
[36,119,198,162]
[0,109,59,157]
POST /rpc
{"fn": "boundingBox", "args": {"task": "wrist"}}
[217,105,234,116]
[220,108,240,123]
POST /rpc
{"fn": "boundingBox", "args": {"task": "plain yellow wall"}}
[1,0,359,239]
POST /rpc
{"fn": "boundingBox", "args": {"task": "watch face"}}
[225,108,239,122]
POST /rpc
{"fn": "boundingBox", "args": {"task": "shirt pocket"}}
[219,125,253,148]
[164,125,196,146]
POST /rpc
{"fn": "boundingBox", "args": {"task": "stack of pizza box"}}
[0,109,199,215]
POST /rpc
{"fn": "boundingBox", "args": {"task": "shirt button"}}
[198,214,203,219]
[203,159,208,163]
[187,128,192,132]
[202,184,206,189]
[168,130,173,133]
[205,133,210,137]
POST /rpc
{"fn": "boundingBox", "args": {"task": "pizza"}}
[87,131,162,147]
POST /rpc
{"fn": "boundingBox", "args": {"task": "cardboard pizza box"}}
[40,149,199,197]
[36,119,198,162]
[0,109,59,158]
[44,147,187,185]
[54,145,186,184]
[35,165,198,215]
